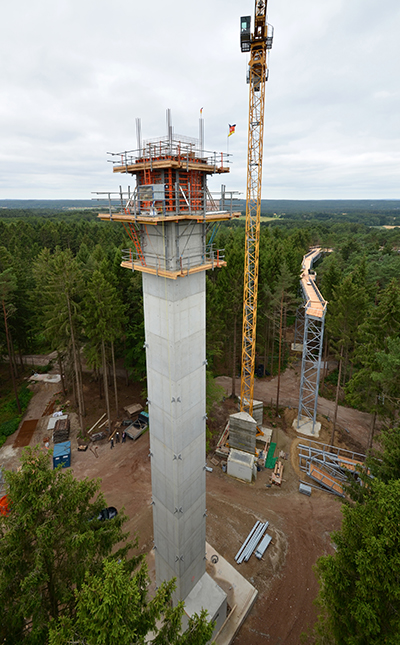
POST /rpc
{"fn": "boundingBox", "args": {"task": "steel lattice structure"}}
[240,1,273,416]
[296,248,330,433]
[297,312,326,431]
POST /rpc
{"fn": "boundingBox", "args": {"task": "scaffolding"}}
[94,113,240,280]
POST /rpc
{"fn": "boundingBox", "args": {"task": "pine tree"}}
[326,274,367,444]
[84,269,127,424]
[33,248,86,430]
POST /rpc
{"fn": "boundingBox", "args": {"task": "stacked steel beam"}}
[235,521,270,564]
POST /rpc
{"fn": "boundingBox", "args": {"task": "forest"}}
[1,208,400,644]
[1,211,400,448]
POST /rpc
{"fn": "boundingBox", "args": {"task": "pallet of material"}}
[215,446,230,458]
[214,421,230,458]
[270,460,284,486]
[53,418,70,444]
[124,403,143,418]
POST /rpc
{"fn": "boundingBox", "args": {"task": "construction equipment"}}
[240,1,273,417]
[0,495,9,516]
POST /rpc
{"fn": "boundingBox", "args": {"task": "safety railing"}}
[93,186,239,219]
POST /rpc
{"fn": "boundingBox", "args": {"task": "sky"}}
[1,0,400,200]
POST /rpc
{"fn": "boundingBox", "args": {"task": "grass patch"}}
[206,372,226,452]
[0,383,33,446]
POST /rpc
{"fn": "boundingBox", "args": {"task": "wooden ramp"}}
[338,457,364,472]
[13,419,38,448]
[309,463,344,497]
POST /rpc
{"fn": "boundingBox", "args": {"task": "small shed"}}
[299,482,312,496]
[53,441,71,469]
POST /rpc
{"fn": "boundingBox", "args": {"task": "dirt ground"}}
[217,362,373,453]
[1,368,361,645]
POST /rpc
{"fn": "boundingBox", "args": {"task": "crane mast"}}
[240,1,273,417]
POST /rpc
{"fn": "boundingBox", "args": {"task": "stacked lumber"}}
[53,418,70,444]
[270,460,284,486]
[215,421,230,457]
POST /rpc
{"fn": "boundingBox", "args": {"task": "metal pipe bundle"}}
[237,521,269,564]
[234,521,260,562]
[255,533,272,559]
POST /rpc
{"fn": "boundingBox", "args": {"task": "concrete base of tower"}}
[203,542,258,645]
[145,543,257,645]
[293,416,321,438]
[183,572,227,641]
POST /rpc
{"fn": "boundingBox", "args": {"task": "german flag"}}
[228,124,236,137]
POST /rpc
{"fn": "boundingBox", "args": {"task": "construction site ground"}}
[0,364,372,645]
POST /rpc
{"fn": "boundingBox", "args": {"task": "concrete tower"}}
[98,114,239,618]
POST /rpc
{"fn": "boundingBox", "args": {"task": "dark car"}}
[97,506,118,521]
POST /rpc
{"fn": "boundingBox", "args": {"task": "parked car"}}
[97,506,118,521]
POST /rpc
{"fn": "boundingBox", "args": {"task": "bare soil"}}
[1,366,368,645]
[217,362,373,453]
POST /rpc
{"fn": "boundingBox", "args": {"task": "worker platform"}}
[96,132,240,280]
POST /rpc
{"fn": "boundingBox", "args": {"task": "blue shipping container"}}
[53,441,71,469]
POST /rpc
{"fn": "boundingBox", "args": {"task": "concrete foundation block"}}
[183,572,227,641]
[229,412,257,454]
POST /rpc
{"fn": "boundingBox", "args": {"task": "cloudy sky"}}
[1,0,399,200]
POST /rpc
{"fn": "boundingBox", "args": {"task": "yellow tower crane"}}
[240,1,273,417]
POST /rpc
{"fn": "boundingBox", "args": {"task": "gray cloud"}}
[0,0,399,199]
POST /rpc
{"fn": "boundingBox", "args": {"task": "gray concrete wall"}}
[143,271,206,602]
[142,221,205,272]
